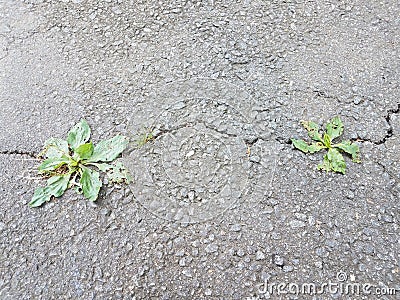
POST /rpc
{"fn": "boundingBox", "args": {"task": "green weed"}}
[30,119,131,207]
[292,116,360,174]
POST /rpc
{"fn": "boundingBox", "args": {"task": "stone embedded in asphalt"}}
[289,220,306,229]
[256,250,266,260]
[230,224,241,232]
[274,255,284,267]
[237,249,245,257]
[205,244,218,253]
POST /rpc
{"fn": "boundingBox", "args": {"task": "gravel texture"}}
[0,0,399,299]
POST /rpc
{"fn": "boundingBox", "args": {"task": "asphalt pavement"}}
[0,0,399,299]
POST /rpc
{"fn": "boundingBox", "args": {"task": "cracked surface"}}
[1,0,399,299]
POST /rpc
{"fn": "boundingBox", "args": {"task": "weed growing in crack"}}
[291,116,360,174]
[133,127,154,148]
[30,119,131,207]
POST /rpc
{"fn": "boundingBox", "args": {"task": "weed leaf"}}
[291,139,325,154]
[92,162,131,184]
[38,156,70,173]
[40,138,69,158]
[91,163,112,172]
[326,116,344,141]
[29,187,51,207]
[67,119,91,150]
[323,133,331,148]
[328,148,346,173]
[307,142,326,153]
[317,148,346,174]
[80,166,102,201]
[107,162,132,183]
[317,155,330,173]
[46,174,71,197]
[87,135,129,162]
[29,174,71,207]
[301,121,323,142]
[334,140,360,162]
[74,142,94,160]
[291,139,309,152]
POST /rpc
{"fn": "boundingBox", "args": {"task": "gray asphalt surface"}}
[0,0,399,299]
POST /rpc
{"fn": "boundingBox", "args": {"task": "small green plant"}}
[133,128,154,148]
[291,116,360,174]
[29,119,131,207]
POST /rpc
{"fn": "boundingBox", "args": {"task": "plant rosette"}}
[30,119,131,207]
[291,116,360,174]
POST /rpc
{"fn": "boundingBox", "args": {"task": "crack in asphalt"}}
[283,87,399,146]
[274,136,292,145]
[273,89,399,146]
[351,103,400,145]
[153,120,246,140]
[375,161,399,198]
[376,161,399,181]
[0,104,397,161]
[381,103,400,143]
[312,89,341,102]
[0,150,37,158]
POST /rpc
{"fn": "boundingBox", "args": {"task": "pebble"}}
[204,289,212,296]
[263,221,274,232]
[237,249,245,257]
[315,261,323,268]
[289,220,306,229]
[186,150,195,158]
[188,191,195,201]
[100,208,110,216]
[170,8,182,13]
[256,250,266,260]
[179,258,186,267]
[182,269,192,277]
[315,247,327,257]
[382,215,393,223]
[363,227,374,236]
[205,244,218,253]
[172,101,186,109]
[274,255,284,266]
[358,264,366,272]
[112,192,123,201]
[294,213,307,221]
[283,265,293,272]
[116,123,126,132]
[192,248,199,257]
[249,155,260,163]
[111,6,122,15]
[180,188,188,198]
[122,195,133,204]
[271,232,281,240]
[230,224,241,232]
[263,206,274,214]
[363,244,375,255]
[208,234,215,242]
